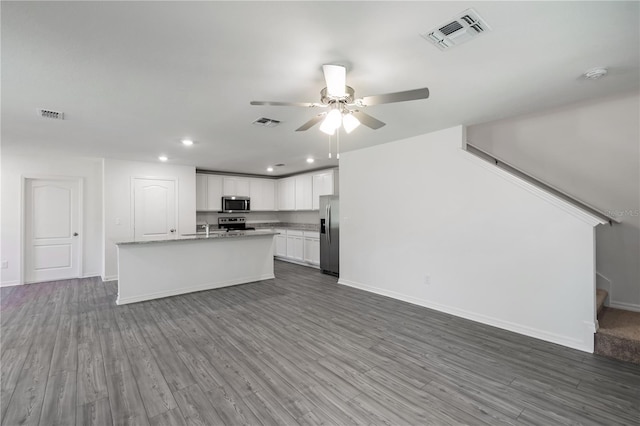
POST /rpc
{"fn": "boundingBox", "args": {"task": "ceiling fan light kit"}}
[250,64,430,136]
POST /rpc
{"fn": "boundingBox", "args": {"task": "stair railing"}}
[465,141,621,225]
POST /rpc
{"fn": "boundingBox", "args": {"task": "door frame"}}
[130,176,180,239]
[21,175,84,285]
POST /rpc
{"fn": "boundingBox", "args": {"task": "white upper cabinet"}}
[276,169,338,211]
[295,174,313,210]
[196,174,208,211]
[196,173,223,211]
[206,175,223,211]
[277,177,296,211]
[199,169,337,212]
[223,177,250,197]
[312,170,335,210]
[250,178,276,211]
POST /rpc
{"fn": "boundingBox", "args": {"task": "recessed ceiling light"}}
[267,167,274,172]
[158,155,168,162]
[306,157,315,164]
[181,139,194,146]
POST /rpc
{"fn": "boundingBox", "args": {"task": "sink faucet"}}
[204,222,210,237]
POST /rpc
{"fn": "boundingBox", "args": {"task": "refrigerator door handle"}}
[327,204,331,245]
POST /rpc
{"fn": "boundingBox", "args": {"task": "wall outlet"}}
[1,260,8,269]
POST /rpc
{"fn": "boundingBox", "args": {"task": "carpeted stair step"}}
[595,307,640,365]
[596,289,608,316]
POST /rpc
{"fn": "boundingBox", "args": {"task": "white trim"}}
[0,280,20,288]
[116,273,275,305]
[459,149,606,227]
[338,278,595,353]
[102,274,118,282]
[274,256,320,269]
[608,301,640,313]
[81,272,101,279]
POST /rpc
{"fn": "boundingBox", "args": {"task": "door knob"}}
[73,232,79,236]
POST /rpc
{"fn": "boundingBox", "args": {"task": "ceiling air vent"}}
[37,108,65,120]
[252,117,281,128]
[421,8,491,51]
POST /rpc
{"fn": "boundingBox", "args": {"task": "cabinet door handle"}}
[170,229,176,233]
[73,232,79,236]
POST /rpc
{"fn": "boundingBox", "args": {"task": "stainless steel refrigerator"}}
[319,195,339,276]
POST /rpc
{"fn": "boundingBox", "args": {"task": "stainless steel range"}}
[218,217,255,231]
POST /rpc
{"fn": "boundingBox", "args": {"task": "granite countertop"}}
[116,229,279,246]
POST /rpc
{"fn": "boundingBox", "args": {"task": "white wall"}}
[467,91,640,311]
[103,158,196,280]
[339,126,603,352]
[1,154,103,285]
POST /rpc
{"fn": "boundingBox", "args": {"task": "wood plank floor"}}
[1,260,639,425]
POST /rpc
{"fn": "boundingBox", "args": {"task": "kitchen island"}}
[115,230,278,305]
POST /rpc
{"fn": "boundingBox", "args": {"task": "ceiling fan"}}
[250,65,430,135]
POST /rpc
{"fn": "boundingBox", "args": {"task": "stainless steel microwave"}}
[221,196,250,213]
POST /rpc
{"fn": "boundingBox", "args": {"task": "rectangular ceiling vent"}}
[37,108,65,120]
[421,8,491,51]
[252,117,280,128]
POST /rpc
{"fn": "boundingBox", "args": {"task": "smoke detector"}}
[582,67,608,80]
[252,117,281,127]
[37,108,64,120]
[422,9,491,51]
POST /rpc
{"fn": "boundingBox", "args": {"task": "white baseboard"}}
[81,273,101,279]
[608,301,640,312]
[274,256,320,269]
[0,280,20,288]
[102,275,118,282]
[116,273,275,305]
[338,278,594,353]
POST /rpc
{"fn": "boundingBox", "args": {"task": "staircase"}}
[594,289,640,364]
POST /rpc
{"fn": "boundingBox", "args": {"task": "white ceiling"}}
[2,1,639,176]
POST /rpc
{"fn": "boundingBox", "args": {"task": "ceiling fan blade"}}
[322,64,346,97]
[295,114,326,131]
[359,87,430,106]
[352,111,386,130]
[250,101,323,107]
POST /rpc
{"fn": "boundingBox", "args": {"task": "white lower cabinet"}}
[286,230,304,261]
[274,229,287,257]
[274,229,319,268]
[303,231,320,266]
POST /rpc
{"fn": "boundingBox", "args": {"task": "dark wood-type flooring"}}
[1,261,639,425]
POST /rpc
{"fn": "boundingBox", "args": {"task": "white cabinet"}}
[303,231,320,265]
[277,177,296,211]
[274,229,287,257]
[286,230,304,261]
[277,174,316,211]
[196,173,223,211]
[250,178,275,211]
[295,175,313,210]
[198,173,276,211]
[223,177,250,197]
[196,174,208,211]
[206,175,223,211]
[274,229,319,268]
[312,171,335,210]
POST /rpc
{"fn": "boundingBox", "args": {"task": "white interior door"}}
[25,178,81,283]
[133,178,177,240]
